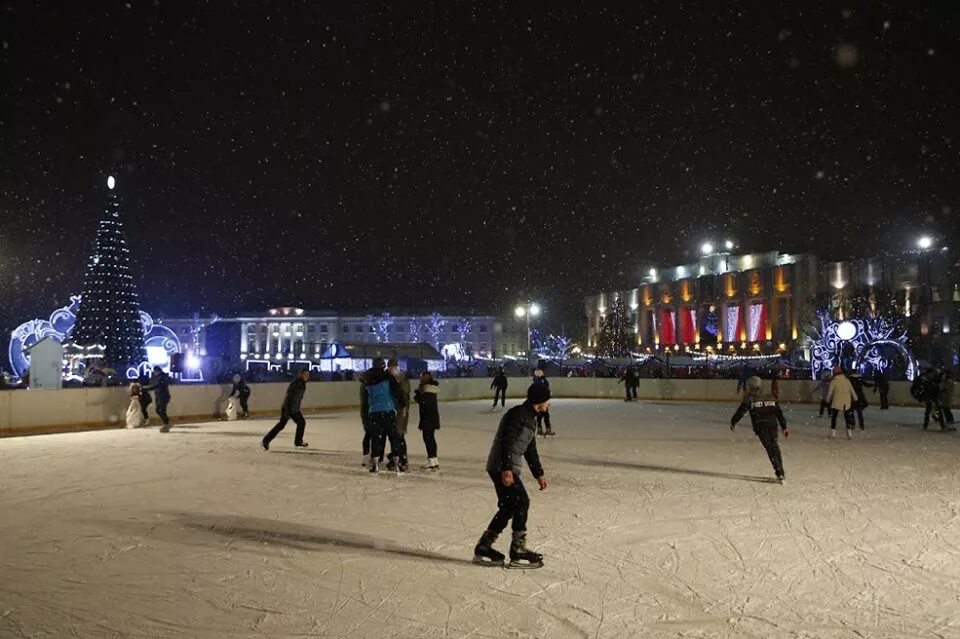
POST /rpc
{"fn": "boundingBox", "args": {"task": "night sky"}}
[1,2,957,342]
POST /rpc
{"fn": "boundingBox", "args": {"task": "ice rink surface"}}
[2,398,959,639]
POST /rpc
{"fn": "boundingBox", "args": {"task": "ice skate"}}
[362,454,370,468]
[508,531,543,569]
[386,457,397,471]
[261,438,269,451]
[473,530,505,566]
[776,472,785,485]
[537,426,545,436]
[369,459,379,474]
[159,425,170,433]
[830,429,836,438]
[544,429,556,437]
[846,428,852,440]
[421,458,439,470]
[295,441,309,448]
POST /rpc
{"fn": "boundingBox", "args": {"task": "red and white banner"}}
[748,302,767,342]
[660,309,676,345]
[725,305,741,342]
[679,308,697,344]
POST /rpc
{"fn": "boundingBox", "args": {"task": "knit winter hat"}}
[746,376,762,392]
[372,357,386,369]
[527,383,551,404]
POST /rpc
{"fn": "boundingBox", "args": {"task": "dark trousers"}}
[924,402,946,429]
[239,396,249,415]
[156,401,170,426]
[536,410,551,431]
[830,408,853,429]
[370,411,405,463]
[818,400,828,416]
[625,385,638,400]
[853,406,865,428]
[264,410,306,445]
[879,389,889,409]
[493,388,506,406]
[942,406,954,423]
[754,425,784,476]
[139,398,150,420]
[422,428,438,458]
[486,471,529,534]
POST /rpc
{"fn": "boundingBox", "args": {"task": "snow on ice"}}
[1,399,958,638]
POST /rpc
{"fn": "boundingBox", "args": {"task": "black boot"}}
[473,530,505,565]
[508,530,543,568]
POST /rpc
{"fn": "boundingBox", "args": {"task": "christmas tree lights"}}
[71,176,145,369]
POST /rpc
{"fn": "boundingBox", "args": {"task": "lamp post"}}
[515,303,541,368]
[917,236,935,361]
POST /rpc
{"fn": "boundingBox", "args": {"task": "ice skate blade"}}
[507,560,543,570]
[472,555,504,567]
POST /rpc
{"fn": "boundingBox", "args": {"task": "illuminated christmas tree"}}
[596,293,632,357]
[71,176,145,369]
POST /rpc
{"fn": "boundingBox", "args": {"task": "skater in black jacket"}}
[491,368,508,409]
[618,367,640,401]
[532,368,554,436]
[730,376,790,483]
[143,366,173,431]
[229,373,252,418]
[261,369,309,450]
[473,383,550,568]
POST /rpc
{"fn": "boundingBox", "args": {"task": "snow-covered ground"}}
[1,399,958,639]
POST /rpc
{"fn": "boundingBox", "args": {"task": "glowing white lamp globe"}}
[107,176,115,190]
[836,321,857,341]
[701,242,714,255]
[724,239,734,250]
[917,236,933,250]
[515,306,526,318]
[529,304,541,317]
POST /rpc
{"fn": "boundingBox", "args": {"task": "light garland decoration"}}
[808,308,915,381]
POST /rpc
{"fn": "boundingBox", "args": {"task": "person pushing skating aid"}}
[473,383,550,568]
[730,376,789,484]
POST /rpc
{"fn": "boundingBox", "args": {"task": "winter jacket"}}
[941,377,954,407]
[731,393,787,432]
[532,375,550,390]
[848,374,868,408]
[618,371,640,388]
[362,368,406,414]
[144,372,171,404]
[827,374,857,411]
[393,372,411,434]
[818,373,832,401]
[281,378,307,413]
[486,402,544,478]
[491,373,508,390]
[230,381,251,399]
[415,381,441,430]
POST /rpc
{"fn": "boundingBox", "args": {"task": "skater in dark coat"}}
[473,383,550,568]
[532,368,554,436]
[361,358,408,474]
[415,372,441,469]
[385,359,411,471]
[261,369,310,450]
[143,366,173,431]
[875,372,890,410]
[847,371,869,430]
[491,368,508,408]
[229,373,252,418]
[730,376,789,483]
[618,367,640,401]
[359,373,377,467]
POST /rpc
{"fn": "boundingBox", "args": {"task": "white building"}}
[155,307,528,372]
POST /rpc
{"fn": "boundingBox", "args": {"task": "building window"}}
[320,325,328,333]
[343,325,350,333]
[307,325,315,333]
[479,324,487,333]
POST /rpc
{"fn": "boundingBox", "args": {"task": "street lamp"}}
[916,235,938,361]
[701,242,714,255]
[515,302,541,367]
[724,239,735,250]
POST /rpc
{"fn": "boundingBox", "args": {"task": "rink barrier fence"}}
[0,378,921,437]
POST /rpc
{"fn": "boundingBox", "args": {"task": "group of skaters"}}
[817,366,955,435]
